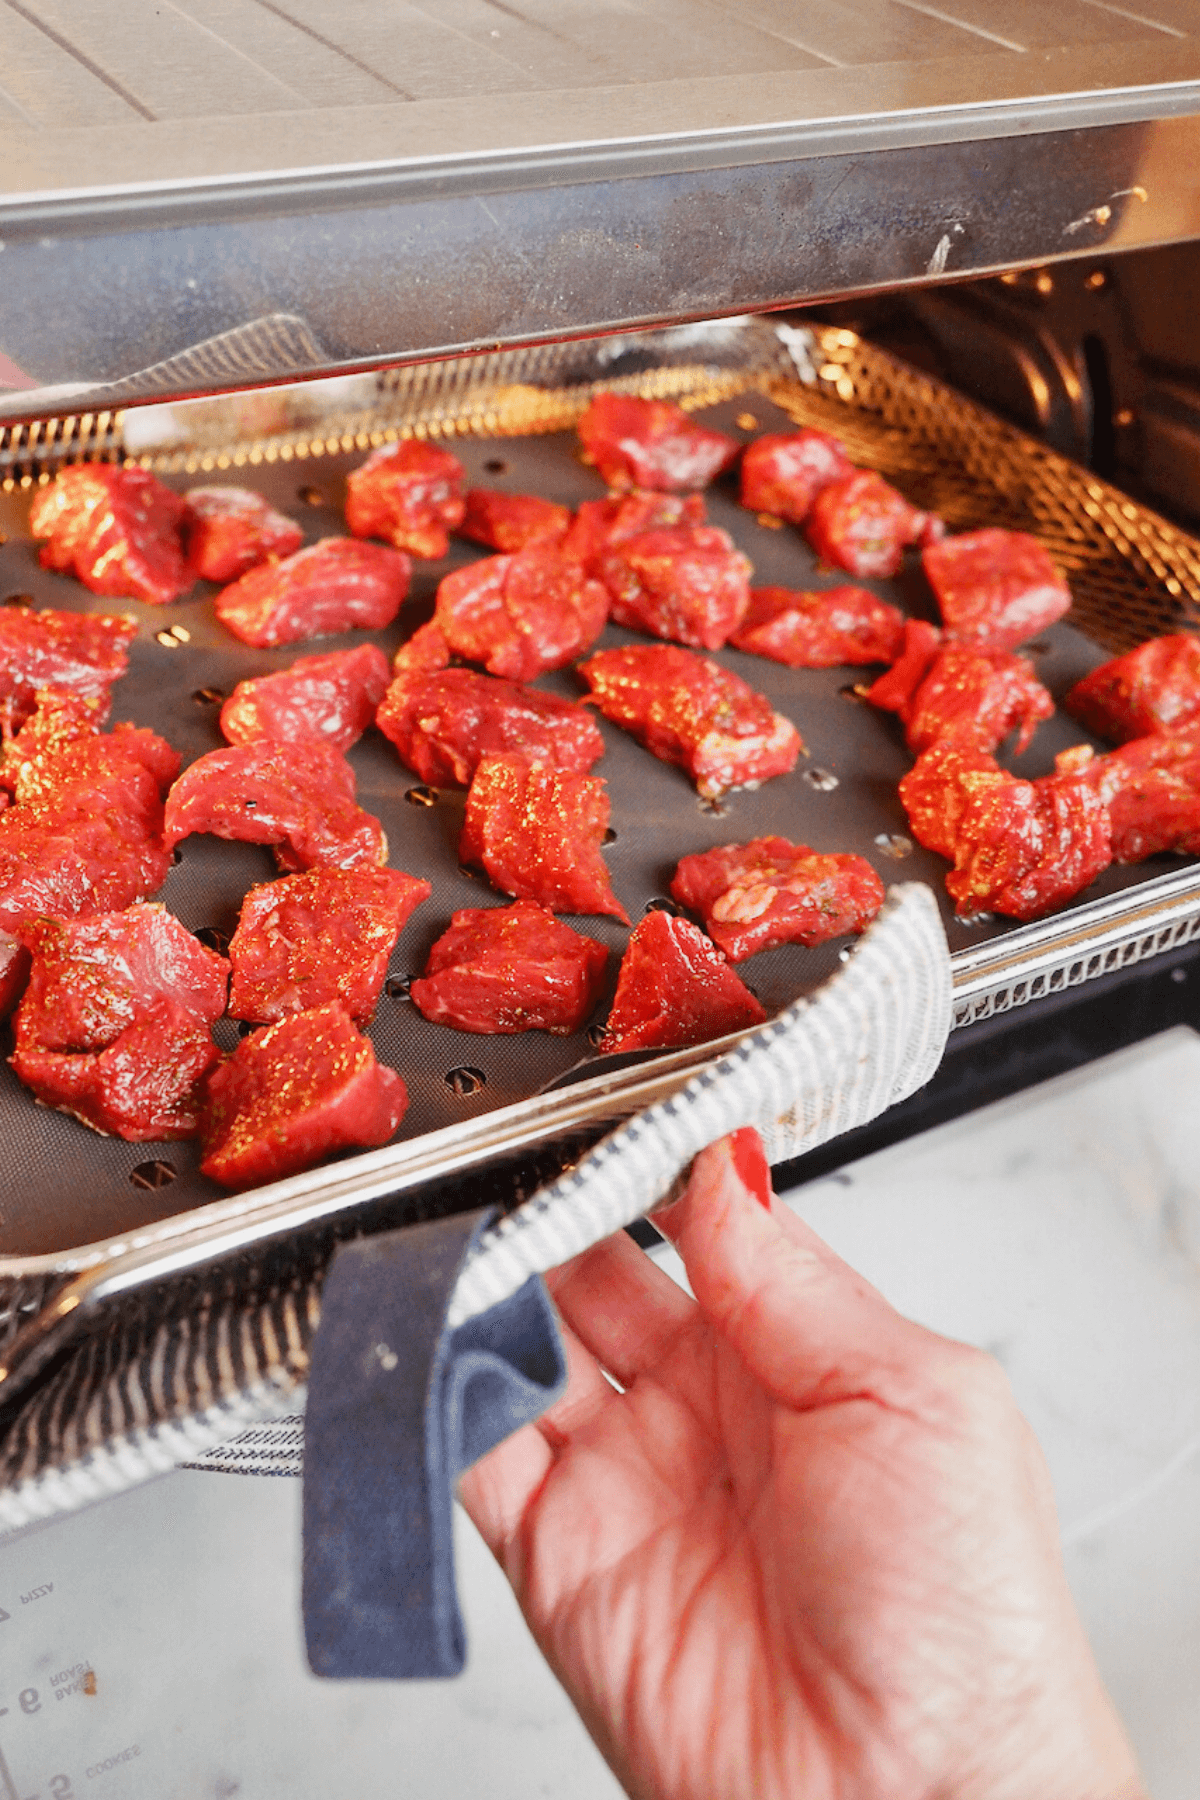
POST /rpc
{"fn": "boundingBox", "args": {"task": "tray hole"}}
[586,1022,607,1048]
[957,910,995,928]
[803,766,839,792]
[483,458,508,475]
[171,846,184,865]
[129,1159,176,1191]
[840,681,872,701]
[195,926,230,954]
[446,1065,486,1097]
[756,513,784,529]
[156,626,190,649]
[603,826,618,845]
[385,975,411,1000]
[645,896,684,917]
[405,785,438,808]
[192,686,225,705]
[237,1019,256,1038]
[457,863,479,881]
[873,832,913,860]
[2,591,33,607]
[297,484,326,507]
[736,412,759,432]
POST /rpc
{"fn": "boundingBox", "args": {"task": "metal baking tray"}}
[2,315,1200,1314]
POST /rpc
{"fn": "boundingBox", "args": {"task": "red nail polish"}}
[729,1127,772,1208]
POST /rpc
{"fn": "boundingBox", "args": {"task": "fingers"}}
[656,1129,944,1415]
[546,1224,695,1388]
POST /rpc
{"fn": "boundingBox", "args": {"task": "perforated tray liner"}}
[2,321,1199,1263]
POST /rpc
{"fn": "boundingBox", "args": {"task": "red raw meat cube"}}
[867,631,1053,756]
[434,545,608,681]
[670,837,885,961]
[1064,634,1200,743]
[577,394,739,492]
[10,905,229,1140]
[345,440,466,559]
[806,470,941,579]
[220,644,391,753]
[393,620,452,674]
[597,525,752,650]
[601,910,766,1053]
[739,430,853,523]
[228,865,430,1024]
[215,538,410,648]
[410,899,609,1034]
[1078,726,1200,861]
[184,486,304,583]
[460,753,628,921]
[377,666,605,787]
[199,1002,407,1190]
[729,585,905,667]
[560,490,706,571]
[924,528,1071,653]
[0,606,136,730]
[164,739,386,872]
[459,488,571,552]
[579,644,802,799]
[29,465,193,606]
[899,743,1111,920]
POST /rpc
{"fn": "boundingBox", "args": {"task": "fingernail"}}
[728,1127,772,1209]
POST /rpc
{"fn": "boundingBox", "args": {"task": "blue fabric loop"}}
[303,1207,567,1679]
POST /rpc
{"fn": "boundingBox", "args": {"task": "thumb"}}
[654,1129,953,1415]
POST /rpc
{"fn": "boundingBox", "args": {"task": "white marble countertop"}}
[0,1026,1197,1797]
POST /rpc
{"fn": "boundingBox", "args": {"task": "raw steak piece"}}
[184,486,304,583]
[10,905,228,1140]
[670,837,885,961]
[739,429,853,523]
[215,538,410,647]
[434,545,608,681]
[866,626,1054,755]
[1064,634,1200,743]
[601,910,766,1053]
[164,739,386,872]
[577,394,740,492]
[345,440,466,559]
[377,666,605,786]
[29,464,193,606]
[460,753,628,921]
[459,488,571,552]
[228,866,430,1024]
[410,899,609,1034]
[560,490,706,571]
[0,606,136,729]
[597,525,752,650]
[1068,727,1200,861]
[579,644,803,799]
[199,1002,407,1189]
[924,528,1071,653]
[729,585,905,667]
[392,619,452,674]
[220,644,391,752]
[806,470,942,579]
[899,742,1111,920]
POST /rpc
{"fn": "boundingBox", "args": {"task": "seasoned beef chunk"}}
[866,625,1053,755]
[459,488,571,552]
[410,900,609,1034]
[671,837,885,962]
[577,394,739,492]
[1067,727,1200,861]
[184,486,304,583]
[0,606,136,729]
[377,666,605,787]
[433,545,608,681]
[899,741,1111,920]
[560,490,706,572]
[199,1003,407,1189]
[579,644,802,799]
[164,739,386,872]
[806,470,942,579]
[29,465,192,606]
[601,910,765,1053]
[923,528,1071,653]
[220,644,391,752]
[10,905,228,1140]
[345,440,466,559]
[739,429,853,524]
[392,619,452,674]
[729,585,905,667]
[1064,634,1200,743]
[597,525,752,650]
[228,866,430,1024]
[215,538,410,647]
[460,753,628,921]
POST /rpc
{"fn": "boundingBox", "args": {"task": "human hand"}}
[459,1129,1145,1800]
